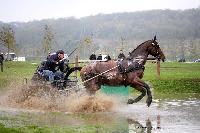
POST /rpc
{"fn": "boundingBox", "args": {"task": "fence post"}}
[23,78,28,84]
[0,63,3,72]
[74,55,79,79]
[156,60,160,79]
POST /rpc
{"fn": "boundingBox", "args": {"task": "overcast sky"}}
[0,0,200,22]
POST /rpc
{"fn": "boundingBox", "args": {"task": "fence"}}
[70,56,161,79]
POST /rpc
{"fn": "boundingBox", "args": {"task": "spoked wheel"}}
[31,73,47,84]
[31,69,85,96]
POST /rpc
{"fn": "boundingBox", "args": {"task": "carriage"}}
[31,58,82,94]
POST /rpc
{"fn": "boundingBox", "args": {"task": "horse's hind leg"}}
[143,83,152,107]
[85,80,101,96]
[128,85,146,104]
[128,77,152,107]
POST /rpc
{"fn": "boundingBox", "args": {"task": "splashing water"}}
[0,83,116,113]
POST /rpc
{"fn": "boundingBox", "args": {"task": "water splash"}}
[0,83,115,113]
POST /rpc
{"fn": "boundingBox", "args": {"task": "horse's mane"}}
[129,40,152,55]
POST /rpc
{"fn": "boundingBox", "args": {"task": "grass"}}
[0,123,128,133]
[0,112,128,133]
[0,61,37,90]
[0,61,200,93]
[143,62,200,93]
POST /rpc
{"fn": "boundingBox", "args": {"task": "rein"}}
[66,65,119,91]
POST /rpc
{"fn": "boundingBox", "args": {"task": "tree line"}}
[0,8,200,61]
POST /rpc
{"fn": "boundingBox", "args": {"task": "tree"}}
[42,24,55,55]
[0,25,16,59]
[188,40,198,61]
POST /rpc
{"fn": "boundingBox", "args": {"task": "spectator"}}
[0,53,4,72]
[118,50,125,59]
[97,53,102,60]
[105,54,111,61]
[89,52,96,60]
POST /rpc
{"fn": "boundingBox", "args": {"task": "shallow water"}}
[0,86,200,133]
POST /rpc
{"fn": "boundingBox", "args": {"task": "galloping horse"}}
[80,36,165,107]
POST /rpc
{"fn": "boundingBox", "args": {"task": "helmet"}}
[56,50,64,55]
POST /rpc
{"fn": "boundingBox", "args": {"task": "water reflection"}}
[0,92,200,132]
[128,118,146,133]
[128,115,161,133]
[157,115,161,129]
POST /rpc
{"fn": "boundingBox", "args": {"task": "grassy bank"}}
[0,123,127,133]
[0,61,200,93]
[0,61,37,90]
[0,112,128,133]
[144,62,200,93]
[0,123,128,133]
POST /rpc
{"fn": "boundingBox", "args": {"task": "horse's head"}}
[148,36,166,62]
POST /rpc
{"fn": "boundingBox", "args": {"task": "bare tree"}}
[42,24,55,55]
[0,25,16,59]
[188,40,198,61]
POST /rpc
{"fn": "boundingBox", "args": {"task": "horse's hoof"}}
[127,99,134,104]
[146,97,152,107]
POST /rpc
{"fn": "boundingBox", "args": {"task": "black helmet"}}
[56,50,64,55]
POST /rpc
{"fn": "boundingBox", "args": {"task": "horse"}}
[80,36,165,107]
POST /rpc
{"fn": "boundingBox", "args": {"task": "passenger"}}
[46,52,51,59]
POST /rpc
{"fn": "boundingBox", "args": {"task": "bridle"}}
[151,42,161,60]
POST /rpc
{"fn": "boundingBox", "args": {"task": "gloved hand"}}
[56,60,63,65]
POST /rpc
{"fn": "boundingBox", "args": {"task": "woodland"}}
[0,8,200,61]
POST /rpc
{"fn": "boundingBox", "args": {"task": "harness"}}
[77,58,145,89]
[117,59,145,74]
[116,59,145,86]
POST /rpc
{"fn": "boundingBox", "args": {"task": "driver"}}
[42,50,65,81]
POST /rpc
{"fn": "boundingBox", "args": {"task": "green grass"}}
[143,62,200,93]
[0,112,128,133]
[1,61,200,93]
[0,123,128,133]
[0,61,37,90]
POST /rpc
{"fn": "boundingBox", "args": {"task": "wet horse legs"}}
[85,80,101,95]
[128,85,146,104]
[128,77,152,107]
[144,83,152,107]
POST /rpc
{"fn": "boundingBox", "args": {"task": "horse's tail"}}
[64,67,82,80]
